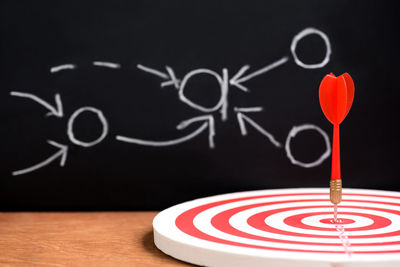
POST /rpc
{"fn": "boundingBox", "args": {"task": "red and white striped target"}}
[153,188,400,266]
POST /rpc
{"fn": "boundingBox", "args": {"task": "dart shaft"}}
[331,124,342,221]
[331,124,341,180]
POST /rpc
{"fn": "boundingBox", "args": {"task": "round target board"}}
[153,188,400,267]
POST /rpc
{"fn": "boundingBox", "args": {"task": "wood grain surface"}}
[0,212,193,266]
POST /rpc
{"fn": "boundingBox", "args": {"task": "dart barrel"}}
[330,179,342,204]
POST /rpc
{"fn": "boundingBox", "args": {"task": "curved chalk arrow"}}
[10,91,63,118]
[116,115,215,148]
[234,107,282,148]
[12,140,68,176]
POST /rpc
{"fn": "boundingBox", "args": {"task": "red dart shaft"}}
[330,123,342,208]
[331,124,341,180]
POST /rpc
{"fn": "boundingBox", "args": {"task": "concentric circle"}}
[153,188,400,266]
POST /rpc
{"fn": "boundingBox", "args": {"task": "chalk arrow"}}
[116,115,215,148]
[12,140,68,176]
[229,57,289,92]
[176,115,215,148]
[234,107,282,148]
[137,64,180,89]
[229,65,251,92]
[10,91,63,118]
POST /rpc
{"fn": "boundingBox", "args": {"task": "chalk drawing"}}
[93,61,121,69]
[179,69,225,112]
[50,64,76,73]
[230,57,289,92]
[290,27,331,69]
[116,115,215,148]
[12,27,333,173]
[234,107,282,148]
[285,124,331,168]
[137,64,180,89]
[12,140,68,176]
[10,91,63,118]
[67,107,109,147]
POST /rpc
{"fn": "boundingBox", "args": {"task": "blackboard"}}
[1,0,398,210]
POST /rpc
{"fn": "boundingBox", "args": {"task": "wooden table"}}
[0,212,193,266]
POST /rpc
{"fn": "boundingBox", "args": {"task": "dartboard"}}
[153,188,400,266]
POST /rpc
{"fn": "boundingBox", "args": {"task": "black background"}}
[0,0,398,210]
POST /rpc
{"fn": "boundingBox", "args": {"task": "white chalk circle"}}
[285,124,331,168]
[290,28,331,69]
[67,107,108,147]
[178,69,225,113]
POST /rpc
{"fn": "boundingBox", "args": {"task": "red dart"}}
[319,72,355,221]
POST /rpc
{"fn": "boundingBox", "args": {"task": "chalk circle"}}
[178,69,225,113]
[290,27,331,69]
[285,124,331,168]
[67,106,108,147]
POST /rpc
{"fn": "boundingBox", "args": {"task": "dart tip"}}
[334,204,338,223]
